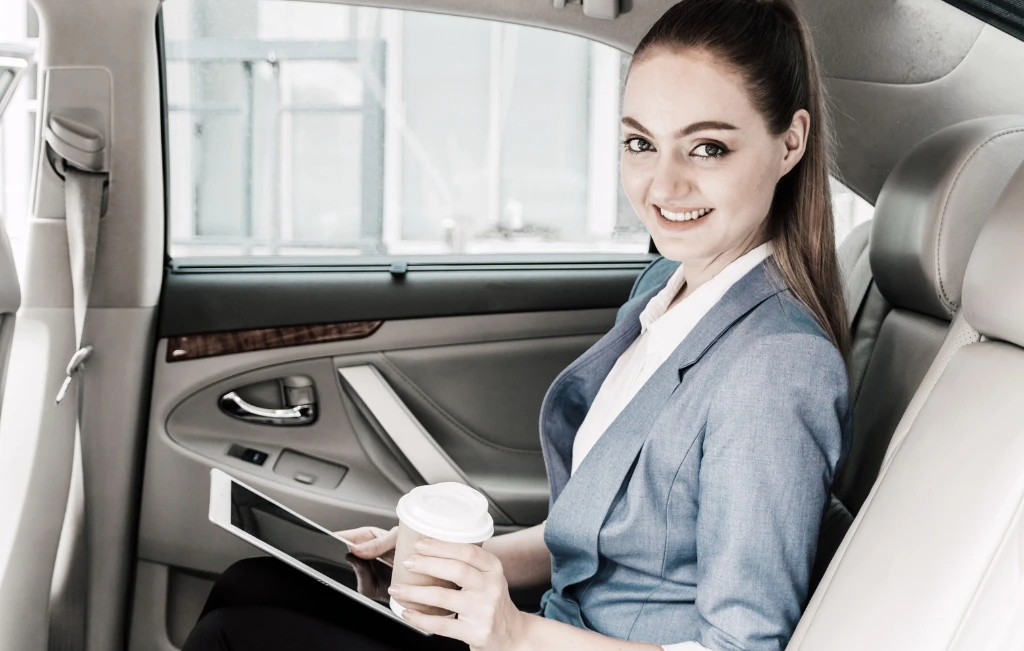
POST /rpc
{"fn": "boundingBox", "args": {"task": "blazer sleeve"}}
[694,333,849,651]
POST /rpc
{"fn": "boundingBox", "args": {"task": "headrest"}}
[869,116,1024,320]
[962,160,1024,347]
[0,217,19,317]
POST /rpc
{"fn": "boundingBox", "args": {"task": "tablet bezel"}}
[207,468,428,635]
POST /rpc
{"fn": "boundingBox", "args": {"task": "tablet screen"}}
[228,480,394,604]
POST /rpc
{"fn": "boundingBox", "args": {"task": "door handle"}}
[219,391,316,426]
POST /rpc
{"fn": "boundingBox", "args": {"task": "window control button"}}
[240,448,269,466]
[294,472,316,485]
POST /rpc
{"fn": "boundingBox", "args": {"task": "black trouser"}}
[182,557,470,651]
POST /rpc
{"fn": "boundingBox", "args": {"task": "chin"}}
[650,238,704,263]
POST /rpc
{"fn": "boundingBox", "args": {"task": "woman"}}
[184,0,850,649]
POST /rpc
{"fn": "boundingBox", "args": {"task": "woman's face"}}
[621,48,808,267]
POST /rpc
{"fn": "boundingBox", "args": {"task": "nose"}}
[647,151,694,206]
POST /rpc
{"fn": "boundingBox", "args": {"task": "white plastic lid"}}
[395,482,494,543]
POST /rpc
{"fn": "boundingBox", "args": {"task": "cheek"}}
[715,156,777,227]
[620,156,653,218]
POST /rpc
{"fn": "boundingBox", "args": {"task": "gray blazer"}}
[537,258,851,651]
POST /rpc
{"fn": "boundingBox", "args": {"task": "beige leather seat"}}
[789,155,1024,651]
[0,221,19,403]
[836,115,1024,512]
[811,116,1024,589]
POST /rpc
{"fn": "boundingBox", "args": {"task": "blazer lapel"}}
[538,277,674,503]
[546,259,787,591]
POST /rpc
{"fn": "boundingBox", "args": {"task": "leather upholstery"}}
[870,115,1024,320]
[963,160,1024,348]
[790,338,1024,650]
[812,118,1024,596]
[791,162,1024,650]
[831,309,946,513]
[837,221,888,405]
[838,220,872,326]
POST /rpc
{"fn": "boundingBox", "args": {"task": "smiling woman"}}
[182,1,851,650]
[620,9,848,354]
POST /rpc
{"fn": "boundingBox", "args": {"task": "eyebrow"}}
[621,117,739,139]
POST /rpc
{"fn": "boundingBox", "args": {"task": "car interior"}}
[0,0,1023,650]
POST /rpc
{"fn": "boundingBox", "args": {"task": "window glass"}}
[831,178,874,245]
[161,0,873,259]
[162,0,648,258]
[0,1,37,277]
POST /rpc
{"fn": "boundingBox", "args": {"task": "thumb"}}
[351,535,388,559]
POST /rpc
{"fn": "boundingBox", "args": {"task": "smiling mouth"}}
[657,206,714,222]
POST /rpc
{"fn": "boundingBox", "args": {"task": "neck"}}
[671,237,769,308]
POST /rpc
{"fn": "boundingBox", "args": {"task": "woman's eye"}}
[693,143,727,159]
[623,137,653,154]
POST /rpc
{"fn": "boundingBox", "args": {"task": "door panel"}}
[160,261,647,336]
[133,267,639,649]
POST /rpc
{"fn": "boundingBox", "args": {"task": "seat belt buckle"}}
[54,345,94,404]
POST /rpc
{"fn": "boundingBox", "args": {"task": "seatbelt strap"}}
[47,165,106,651]
[54,167,105,404]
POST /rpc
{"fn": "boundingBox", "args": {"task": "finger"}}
[399,607,470,642]
[351,529,397,559]
[332,527,383,546]
[414,539,500,573]
[402,555,486,591]
[388,584,471,615]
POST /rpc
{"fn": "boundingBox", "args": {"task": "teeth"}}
[659,207,711,222]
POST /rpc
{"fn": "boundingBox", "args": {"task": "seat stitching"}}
[935,127,1024,315]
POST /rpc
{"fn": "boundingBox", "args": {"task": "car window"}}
[161,1,649,258]
[0,5,37,277]
[831,178,874,245]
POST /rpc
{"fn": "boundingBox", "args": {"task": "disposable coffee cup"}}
[389,482,494,618]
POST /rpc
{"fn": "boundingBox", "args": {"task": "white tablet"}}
[208,468,428,634]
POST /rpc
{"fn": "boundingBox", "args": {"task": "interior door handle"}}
[219,391,315,426]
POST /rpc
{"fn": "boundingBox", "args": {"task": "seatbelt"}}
[55,167,104,404]
[48,165,107,651]
[36,104,110,651]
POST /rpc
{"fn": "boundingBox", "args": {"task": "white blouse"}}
[568,242,773,651]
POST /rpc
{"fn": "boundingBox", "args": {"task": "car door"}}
[130,4,652,648]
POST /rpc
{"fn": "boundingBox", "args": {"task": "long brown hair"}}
[633,0,851,362]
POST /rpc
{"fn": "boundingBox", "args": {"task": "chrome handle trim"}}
[219,391,314,426]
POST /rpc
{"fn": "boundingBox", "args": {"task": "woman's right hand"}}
[333,525,398,564]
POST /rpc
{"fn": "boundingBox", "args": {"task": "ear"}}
[779,109,810,179]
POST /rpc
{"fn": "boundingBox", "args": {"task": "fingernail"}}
[414,540,427,551]
[387,586,399,595]
[403,558,415,568]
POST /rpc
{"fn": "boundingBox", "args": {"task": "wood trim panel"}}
[166,321,383,362]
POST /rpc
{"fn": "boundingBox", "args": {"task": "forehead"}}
[622,49,761,133]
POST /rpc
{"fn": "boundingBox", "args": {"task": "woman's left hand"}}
[388,538,529,651]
